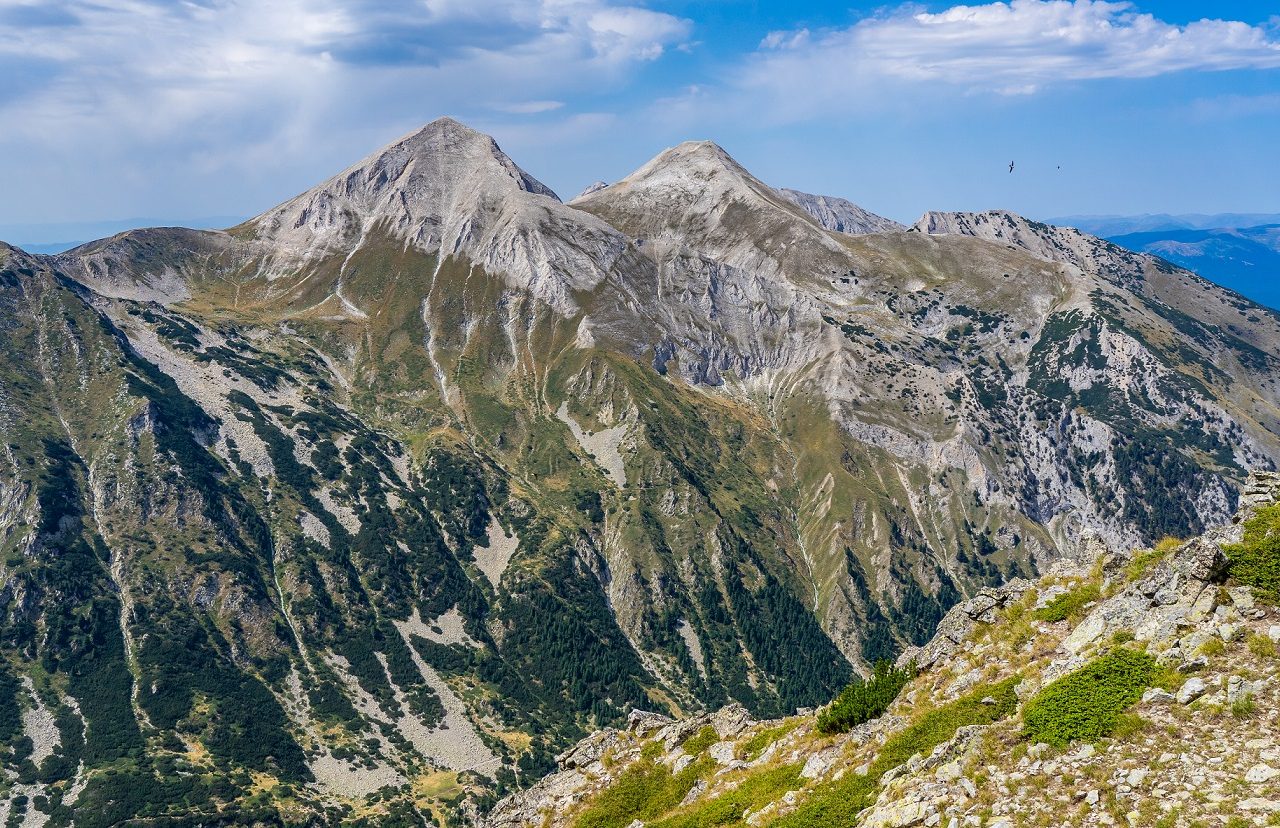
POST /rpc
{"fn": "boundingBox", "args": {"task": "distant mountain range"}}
[1050,213,1280,310]
[1049,213,1280,237]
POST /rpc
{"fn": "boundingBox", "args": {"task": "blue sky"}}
[0,0,1277,241]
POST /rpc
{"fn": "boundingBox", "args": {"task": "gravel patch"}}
[475,518,520,588]
[555,402,628,487]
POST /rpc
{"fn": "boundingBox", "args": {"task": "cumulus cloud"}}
[0,0,690,221]
[740,0,1280,115]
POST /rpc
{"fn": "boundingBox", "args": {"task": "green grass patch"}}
[572,755,712,828]
[1022,649,1157,747]
[737,720,801,762]
[1032,583,1100,623]
[816,661,912,735]
[771,677,1020,828]
[649,763,804,828]
[1248,633,1278,658]
[1225,504,1280,601]
[680,725,719,756]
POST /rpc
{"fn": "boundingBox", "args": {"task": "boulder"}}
[1177,677,1208,705]
[709,703,754,739]
[1247,764,1280,784]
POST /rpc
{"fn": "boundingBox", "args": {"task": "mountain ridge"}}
[2,118,1280,827]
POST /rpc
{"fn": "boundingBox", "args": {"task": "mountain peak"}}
[911,208,1158,287]
[244,117,561,261]
[240,117,632,314]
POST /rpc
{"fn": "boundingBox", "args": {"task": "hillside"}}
[2,118,1280,826]
[488,471,1280,828]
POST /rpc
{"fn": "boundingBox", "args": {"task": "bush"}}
[1225,504,1280,601]
[1022,649,1156,747]
[1032,583,1101,623]
[816,661,912,735]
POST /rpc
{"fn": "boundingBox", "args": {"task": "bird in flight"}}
[1008,160,1015,173]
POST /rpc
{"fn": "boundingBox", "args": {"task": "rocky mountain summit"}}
[488,471,1280,828]
[3,117,1280,826]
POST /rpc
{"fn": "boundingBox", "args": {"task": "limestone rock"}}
[1177,678,1208,705]
[1247,764,1280,784]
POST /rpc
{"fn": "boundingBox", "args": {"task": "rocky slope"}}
[2,118,1280,826]
[778,189,904,235]
[489,471,1280,828]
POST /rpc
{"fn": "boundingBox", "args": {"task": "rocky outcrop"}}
[777,188,904,235]
[896,580,1033,671]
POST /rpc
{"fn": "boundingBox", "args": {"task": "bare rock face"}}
[245,116,630,313]
[778,188,904,235]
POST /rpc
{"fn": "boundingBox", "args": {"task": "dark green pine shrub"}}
[1225,504,1280,601]
[1022,649,1157,747]
[816,661,912,735]
[1031,582,1101,623]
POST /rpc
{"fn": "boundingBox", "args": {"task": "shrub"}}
[1225,504,1280,601]
[1022,649,1157,747]
[1249,633,1278,658]
[1032,583,1101,623]
[816,661,912,735]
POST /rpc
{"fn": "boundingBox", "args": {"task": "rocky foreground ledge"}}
[486,472,1280,828]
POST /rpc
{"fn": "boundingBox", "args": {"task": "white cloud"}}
[735,0,1280,116]
[0,0,690,222]
[490,100,567,115]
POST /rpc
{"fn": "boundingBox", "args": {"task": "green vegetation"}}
[816,661,912,735]
[680,726,719,756]
[1022,649,1157,747]
[649,763,804,828]
[771,677,1020,828]
[736,720,800,762]
[572,755,711,828]
[1124,538,1181,581]
[1032,583,1101,623]
[1225,504,1280,601]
